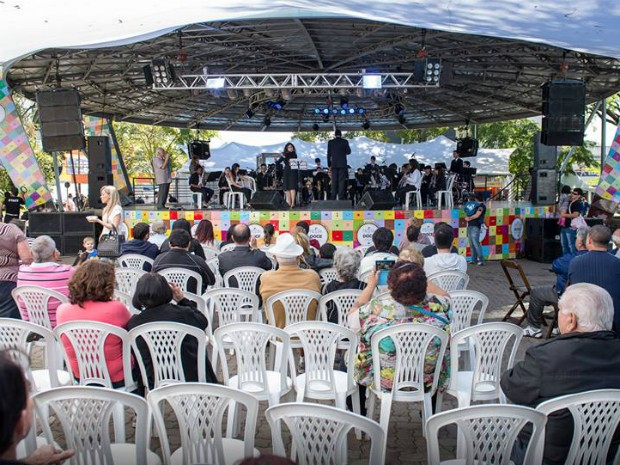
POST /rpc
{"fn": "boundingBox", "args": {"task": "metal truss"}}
[153,72,439,90]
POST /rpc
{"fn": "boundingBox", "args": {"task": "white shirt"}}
[359,251,398,276]
[404,169,422,189]
[424,252,467,276]
[102,204,127,236]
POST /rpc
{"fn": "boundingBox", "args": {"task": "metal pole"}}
[601,98,607,169]
[52,151,64,212]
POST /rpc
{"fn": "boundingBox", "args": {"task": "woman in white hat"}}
[259,233,321,328]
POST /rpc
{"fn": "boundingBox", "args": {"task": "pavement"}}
[36,257,557,464]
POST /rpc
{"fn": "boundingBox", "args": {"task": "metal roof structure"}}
[5,18,620,131]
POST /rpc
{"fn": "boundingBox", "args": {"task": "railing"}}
[132,177,156,206]
[490,174,530,202]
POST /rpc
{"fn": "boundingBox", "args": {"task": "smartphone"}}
[375,259,395,286]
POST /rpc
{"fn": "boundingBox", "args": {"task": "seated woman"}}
[159,218,206,259]
[323,247,367,323]
[56,260,132,387]
[349,261,451,412]
[194,219,220,252]
[127,273,218,389]
[255,223,277,249]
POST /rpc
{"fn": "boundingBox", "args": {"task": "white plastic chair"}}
[201,245,220,262]
[425,404,546,465]
[158,267,203,294]
[220,243,236,253]
[367,323,449,434]
[405,189,422,210]
[285,322,360,414]
[182,292,210,326]
[33,386,161,465]
[224,177,244,210]
[0,318,71,392]
[117,253,154,270]
[436,322,523,412]
[115,268,147,295]
[536,389,620,465]
[354,245,371,256]
[206,257,224,288]
[318,288,363,328]
[215,322,292,407]
[436,174,457,210]
[223,266,266,293]
[265,290,322,328]
[448,290,489,331]
[113,289,140,315]
[129,322,209,389]
[148,383,259,465]
[11,286,68,330]
[266,403,387,465]
[318,266,338,288]
[427,270,469,292]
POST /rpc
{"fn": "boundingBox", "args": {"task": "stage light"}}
[425,59,441,84]
[362,119,370,130]
[312,123,319,131]
[267,100,284,110]
[394,104,405,116]
[206,77,226,89]
[358,108,366,115]
[340,109,347,115]
[314,108,321,115]
[245,108,255,118]
[398,115,406,124]
[362,74,382,89]
[263,116,271,127]
[348,108,356,115]
[151,59,174,85]
[340,96,349,109]
[332,109,339,115]
[322,108,330,115]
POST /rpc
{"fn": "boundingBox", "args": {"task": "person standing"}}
[559,188,584,255]
[3,187,25,223]
[449,150,463,177]
[327,129,351,201]
[0,222,33,319]
[464,194,486,266]
[153,147,171,210]
[86,185,127,240]
[277,142,299,208]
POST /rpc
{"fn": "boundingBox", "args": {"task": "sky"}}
[210,130,293,149]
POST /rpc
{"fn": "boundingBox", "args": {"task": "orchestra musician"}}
[450,150,464,177]
[256,163,269,190]
[420,165,433,206]
[327,129,351,200]
[396,160,422,207]
[226,164,252,204]
[277,142,299,208]
[188,164,214,208]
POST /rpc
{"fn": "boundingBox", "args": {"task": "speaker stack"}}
[250,190,289,210]
[29,212,96,255]
[36,89,86,152]
[541,80,586,146]
[88,136,113,208]
[357,191,395,210]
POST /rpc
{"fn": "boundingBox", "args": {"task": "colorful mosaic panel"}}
[124,205,552,261]
[0,76,52,208]
[595,124,620,205]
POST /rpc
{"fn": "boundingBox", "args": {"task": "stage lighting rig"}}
[150,59,175,86]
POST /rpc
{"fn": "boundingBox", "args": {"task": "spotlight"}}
[425,58,441,84]
[151,59,174,85]
[267,100,284,110]
[394,104,405,116]
[245,108,255,118]
[322,108,330,115]
[358,108,366,115]
[206,77,226,89]
[348,108,356,115]
[340,96,349,109]
[398,115,406,124]
[312,123,320,131]
[332,109,339,115]
[340,109,347,115]
[362,119,370,130]
[263,116,271,127]
[362,74,382,89]
[314,108,321,115]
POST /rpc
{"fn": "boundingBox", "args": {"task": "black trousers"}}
[156,182,170,209]
[190,186,214,205]
[331,167,347,200]
[396,185,417,206]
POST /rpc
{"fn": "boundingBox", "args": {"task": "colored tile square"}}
[331,231,343,241]
[280,221,289,231]
[489,225,496,235]
[342,231,354,241]
[363,211,375,220]
[394,211,406,219]
[299,211,311,220]
[424,210,434,218]
[342,220,354,229]
[321,211,332,221]
[451,209,460,218]
[332,220,344,230]
[489,216,497,226]
[354,211,364,219]
[289,211,300,221]
[343,211,354,220]
[383,210,395,220]
[414,210,424,219]
[332,211,343,220]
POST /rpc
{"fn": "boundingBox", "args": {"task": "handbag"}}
[570,214,588,230]
[98,225,125,258]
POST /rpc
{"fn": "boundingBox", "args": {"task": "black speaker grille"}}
[37,89,85,152]
[358,191,395,210]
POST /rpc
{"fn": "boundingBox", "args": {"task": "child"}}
[73,236,98,266]
[557,185,571,227]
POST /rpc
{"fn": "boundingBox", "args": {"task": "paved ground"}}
[37,257,556,464]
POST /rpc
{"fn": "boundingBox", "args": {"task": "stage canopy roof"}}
[200,135,513,175]
[2,0,619,131]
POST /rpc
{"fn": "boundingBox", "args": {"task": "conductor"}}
[327,129,351,200]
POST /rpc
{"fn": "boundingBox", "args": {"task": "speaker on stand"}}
[36,88,86,153]
[87,136,113,208]
[541,80,586,146]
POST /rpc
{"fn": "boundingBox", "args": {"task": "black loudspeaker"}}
[36,88,86,152]
[533,132,557,168]
[526,218,560,241]
[358,190,395,210]
[143,65,154,86]
[29,213,96,254]
[309,200,351,210]
[533,169,557,206]
[456,138,479,157]
[525,238,562,263]
[28,213,63,235]
[88,137,113,208]
[62,212,96,235]
[541,80,586,146]
[250,191,288,210]
[189,140,211,160]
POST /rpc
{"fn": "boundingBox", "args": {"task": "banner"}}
[0,73,52,208]
[594,124,620,206]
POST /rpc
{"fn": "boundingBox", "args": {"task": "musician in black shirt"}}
[3,188,25,223]
[256,163,269,190]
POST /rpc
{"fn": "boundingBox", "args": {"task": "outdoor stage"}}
[123,201,552,261]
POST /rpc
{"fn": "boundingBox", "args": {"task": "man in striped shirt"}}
[16,235,74,327]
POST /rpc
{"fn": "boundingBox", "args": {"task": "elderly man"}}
[501,283,620,465]
[259,233,321,328]
[522,227,589,338]
[568,225,620,328]
[16,235,74,327]
[218,224,272,278]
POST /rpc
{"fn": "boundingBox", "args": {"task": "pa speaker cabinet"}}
[541,80,586,146]
[28,213,63,235]
[88,136,112,172]
[533,169,557,206]
[250,190,288,210]
[525,238,562,263]
[533,132,557,168]
[526,218,560,241]
[358,190,395,210]
[456,138,479,157]
[36,88,85,152]
[62,212,96,235]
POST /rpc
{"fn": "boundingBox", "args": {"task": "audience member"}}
[323,247,366,323]
[256,223,277,248]
[218,224,272,281]
[0,222,32,319]
[0,352,75,465]
[127,273,218,389]
[559,187,584,255]
[16,235,74,327]
[423,223,466,275]
[73,236,98,266]
[308,243,336,271]
[56,261,132,387]
[421,222,459,258]
[359,228,399,275]
[159,219,206,259]
[568,225,620,328]
[87,185,128,239]
[259,233,321,328]
[219,224,237,250]
[291,227,317,267]
[398,247,425,266]
[398,224,427,252]
[522,227,589,338]
[501,284,620,465]
[148,220,168,249]
[119,223,159,270]
[194,219,220,251]
[612,228,620,257]
[152,229,215,294]
[295,221,320,250]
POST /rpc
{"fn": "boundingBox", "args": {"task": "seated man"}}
[522,227,589,338]
[568,225,620,329]
[307,242,336,272]
[218,223,272,288]
[359,227,399,276]
[421,221,458,258]
[501,283,620,465]
[423,222,467,276]
[120,222,159,270]
[612,228,620,257]
[152,229,215,294]
[188,164,214,208]
[16,235,74,328]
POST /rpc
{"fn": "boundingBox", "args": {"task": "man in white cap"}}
[259,233,321,328]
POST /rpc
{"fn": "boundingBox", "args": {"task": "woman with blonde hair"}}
[291,226,316,267]
[87,185,127,239]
